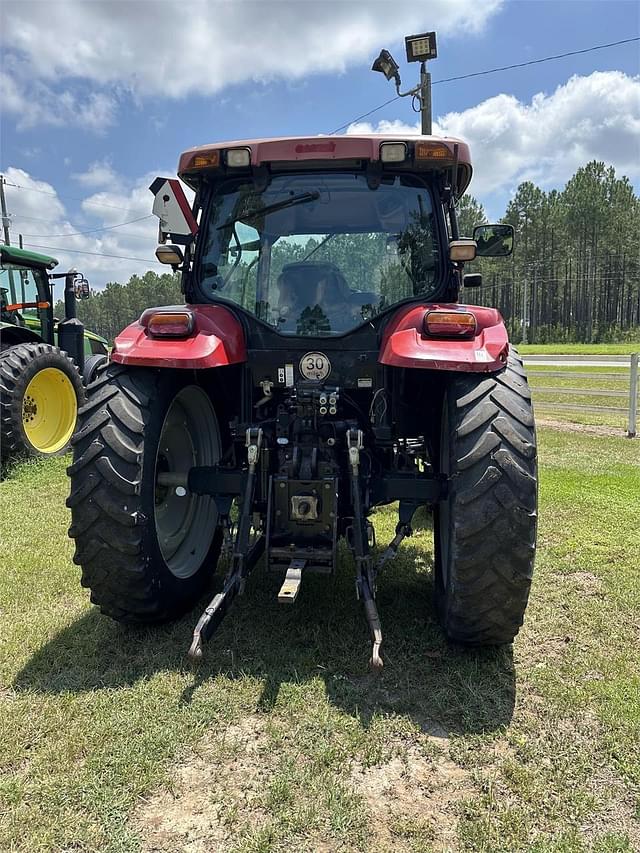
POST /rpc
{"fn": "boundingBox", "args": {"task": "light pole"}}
[371,31,437,135]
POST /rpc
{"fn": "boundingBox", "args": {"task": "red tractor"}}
[67,135,537,668]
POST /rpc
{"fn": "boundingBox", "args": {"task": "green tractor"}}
[0,245,108,463]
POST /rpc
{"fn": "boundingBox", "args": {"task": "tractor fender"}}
[111,304,247,369]
[379,303,509,372]
[0,322,42,349]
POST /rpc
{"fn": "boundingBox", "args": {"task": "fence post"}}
[628,353,639,438]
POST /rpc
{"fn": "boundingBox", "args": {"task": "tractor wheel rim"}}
[154,385,221,579]
[22,368,77,453]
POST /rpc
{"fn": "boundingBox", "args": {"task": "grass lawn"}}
[1,429,639,852]
[518,344,640,356]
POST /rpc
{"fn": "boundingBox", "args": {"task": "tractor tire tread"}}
[437,346,537,645]
[67,363,221,624]
[68,364,163,621]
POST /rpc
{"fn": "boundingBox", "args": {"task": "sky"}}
[1,0,639,289]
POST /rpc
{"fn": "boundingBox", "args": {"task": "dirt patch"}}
[564,571,604,596]
[135,716,273,852]
[536,417,625,437]
[581,766,640,848]
[350,741,476,850]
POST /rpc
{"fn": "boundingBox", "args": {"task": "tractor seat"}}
[276,262,349,328]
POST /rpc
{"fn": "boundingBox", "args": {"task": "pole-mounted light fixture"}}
[371,49,401,86]
[371,30,438,134]
[404,31,437,63]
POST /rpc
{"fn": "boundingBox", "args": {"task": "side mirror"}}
[74,276,91,299]
[156,244,185,270]
[463,273,482,287]
[473,224,514,257]
[449,239,477,262]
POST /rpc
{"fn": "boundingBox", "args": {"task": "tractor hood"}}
[0,245,58,270]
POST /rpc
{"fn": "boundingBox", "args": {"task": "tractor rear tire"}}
[434,347,537,645]
[0,342,84,463]
[67,364,224,624]
[82,353,108,386]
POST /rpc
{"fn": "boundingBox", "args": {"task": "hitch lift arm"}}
[347,429,384,671]
[188,428,264,661]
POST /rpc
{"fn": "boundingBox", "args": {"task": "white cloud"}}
[3,167,168,287]
[0,71,117,131]
[1,0,501,127]
[347,71,640,199]
[72,160,120,189]
[3,168,67,224]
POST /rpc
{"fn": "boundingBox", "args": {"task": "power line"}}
[22,242,163,265]
[9,213,154,243]
[3,180,136,212]
[330,94,402,134]
[329,36,640,134]
[9,213,78,225]
[17,214,154,239]
[433,36,640,85]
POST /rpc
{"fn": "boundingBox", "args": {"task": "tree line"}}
[62,160,640,344]
[56,270,183,343]
[458,161,640,343]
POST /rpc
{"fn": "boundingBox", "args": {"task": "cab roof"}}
[178,134,472,196]
[0,244,58,270]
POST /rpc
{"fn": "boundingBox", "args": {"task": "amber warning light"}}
[142,309,195,338]
[186,150,220,170]
[424,310,477,338]
[415,141,451,161]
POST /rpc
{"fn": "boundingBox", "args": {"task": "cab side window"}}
[0,266,43,327]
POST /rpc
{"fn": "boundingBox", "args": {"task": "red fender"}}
[111,304,247,369]
[379,303,509,372]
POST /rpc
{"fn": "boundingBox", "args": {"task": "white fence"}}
[523,353,639,438]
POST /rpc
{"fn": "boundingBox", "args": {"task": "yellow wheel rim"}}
[22,368,77,453]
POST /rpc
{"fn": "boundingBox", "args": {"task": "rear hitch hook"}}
[363,594,384,673]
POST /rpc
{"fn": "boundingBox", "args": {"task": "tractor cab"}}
[0,245,105,362]
[150,136,511,340]
[1,246,58,345]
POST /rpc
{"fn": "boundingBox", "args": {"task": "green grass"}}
[1,432,639,852]
[518,344,639,355]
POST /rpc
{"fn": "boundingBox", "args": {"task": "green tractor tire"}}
[0,342,84,463]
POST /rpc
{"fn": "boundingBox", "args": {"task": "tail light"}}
[424,310,477,338]
[142,309,194,338]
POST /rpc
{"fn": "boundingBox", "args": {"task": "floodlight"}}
[380,142,407,163]
[371,49,401,85]
[405,31,437,63]
[155,244,185,266]
[226,147,251,168]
